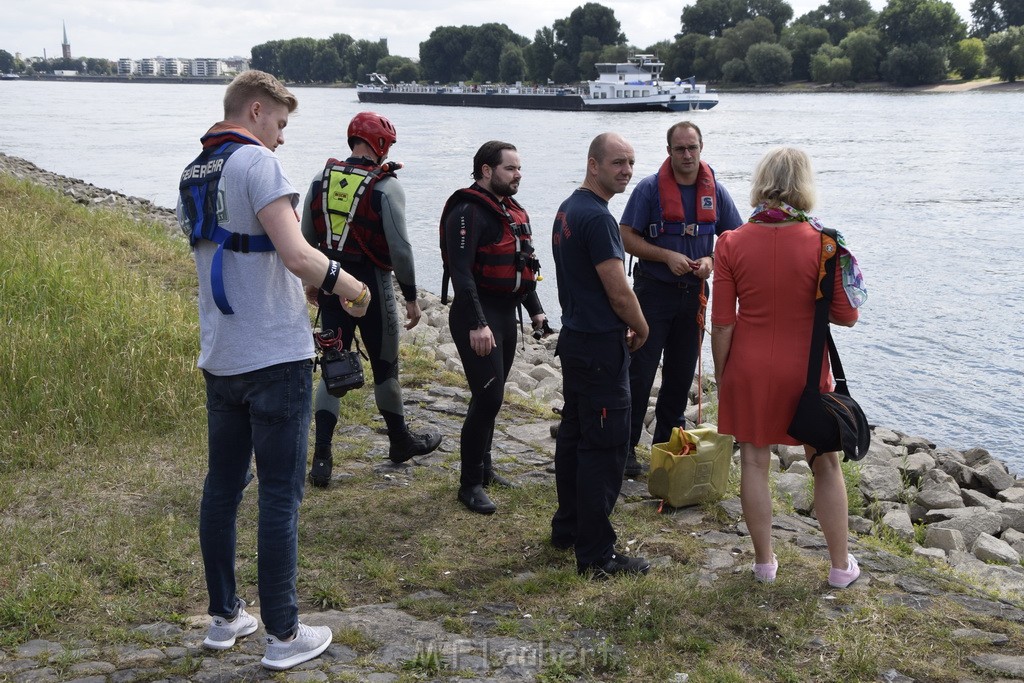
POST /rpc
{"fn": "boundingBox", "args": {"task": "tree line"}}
[3,0,1021,86]
[0,52,116,76]
[246,4,629,85]
[247,0,1023,86]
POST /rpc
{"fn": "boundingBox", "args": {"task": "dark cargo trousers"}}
[551,328,631,568]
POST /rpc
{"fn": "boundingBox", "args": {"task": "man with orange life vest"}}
[300,111,441,487]
[618,121,742,477]
[440,140,551,515]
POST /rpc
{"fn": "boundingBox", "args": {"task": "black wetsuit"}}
[442,184,543,486]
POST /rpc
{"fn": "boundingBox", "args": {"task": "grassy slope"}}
[1,173,1020,682]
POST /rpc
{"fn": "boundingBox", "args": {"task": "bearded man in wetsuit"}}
[301,112,441,487]
[440,140,552,515]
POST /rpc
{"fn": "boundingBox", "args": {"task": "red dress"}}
[711,221,858,446]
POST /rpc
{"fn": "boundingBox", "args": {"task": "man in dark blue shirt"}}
[618,121,742,477]
[551,132,651,579]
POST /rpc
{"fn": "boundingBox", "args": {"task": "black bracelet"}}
[321,260,341,294]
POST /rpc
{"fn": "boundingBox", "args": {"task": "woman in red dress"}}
[711,147,863,589]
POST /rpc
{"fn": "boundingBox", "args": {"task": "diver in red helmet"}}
[301,111,441,487]
[347,111,397,159]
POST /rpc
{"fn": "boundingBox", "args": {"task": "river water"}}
[2,81,1021,470]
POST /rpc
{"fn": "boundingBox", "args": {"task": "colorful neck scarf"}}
[200,122,264,150]
[749,201,867,308]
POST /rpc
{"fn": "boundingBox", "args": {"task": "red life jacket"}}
[646,158,718,240]
[309,158,394,270]
[439,186,540,303]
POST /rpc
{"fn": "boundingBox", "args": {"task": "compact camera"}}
[314,328,365,397]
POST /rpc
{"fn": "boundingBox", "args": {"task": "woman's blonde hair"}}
[223,70,297,118]
[749,146,816,211]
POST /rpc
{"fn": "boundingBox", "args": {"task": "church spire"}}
[62,21,71,60]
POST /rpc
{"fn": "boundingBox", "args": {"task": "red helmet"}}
[348,112,397,158]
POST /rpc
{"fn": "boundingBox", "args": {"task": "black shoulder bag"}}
[786,228,870,462]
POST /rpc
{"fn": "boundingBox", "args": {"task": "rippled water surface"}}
[3,82,1021,469]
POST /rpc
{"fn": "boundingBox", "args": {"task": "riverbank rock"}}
[411,277,1024,577]
[1,152,181,238]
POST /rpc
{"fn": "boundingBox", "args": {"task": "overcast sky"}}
[2,0,973,63]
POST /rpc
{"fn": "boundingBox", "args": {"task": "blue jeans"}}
[552,329,631,567]
[199,360,312,640]
[629,275,706,448]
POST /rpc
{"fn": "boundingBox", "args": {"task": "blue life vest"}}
[178,141,275,314]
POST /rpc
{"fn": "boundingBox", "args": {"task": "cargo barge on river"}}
[356,54,718,113]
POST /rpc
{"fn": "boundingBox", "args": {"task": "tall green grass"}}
[0,176,202,471]
[0,176,209,644]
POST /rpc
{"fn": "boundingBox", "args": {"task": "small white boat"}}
[585,54,719,112]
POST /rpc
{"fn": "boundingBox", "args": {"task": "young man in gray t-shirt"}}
[177,70,368,672]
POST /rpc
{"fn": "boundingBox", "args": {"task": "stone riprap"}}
[1,152,181,238]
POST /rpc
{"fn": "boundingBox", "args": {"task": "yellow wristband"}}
[347,285,369,307]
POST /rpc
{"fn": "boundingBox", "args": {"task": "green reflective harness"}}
[319,163,380,253]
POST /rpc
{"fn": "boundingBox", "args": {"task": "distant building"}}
[222,57,250,74]
[62,22,71,60]
[161,58,183,76]
[34,41,242,78]
[190,58,223,77]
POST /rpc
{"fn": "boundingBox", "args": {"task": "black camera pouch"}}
[321,348,365,397]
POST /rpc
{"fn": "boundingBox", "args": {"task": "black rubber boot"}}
[623,451,648,479]
[309,444,333,488]
[482,452,516,488]
[389,430,442,464]
[458,484,497,514]
[484,469,516,488]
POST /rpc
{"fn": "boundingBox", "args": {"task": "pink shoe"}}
[752,554,778,583]
[828,555,860,588]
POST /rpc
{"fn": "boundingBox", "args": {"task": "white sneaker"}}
[828,554,861,588]
[203,601,259,650]
[261,622,332,670]
[752,554,778,583]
